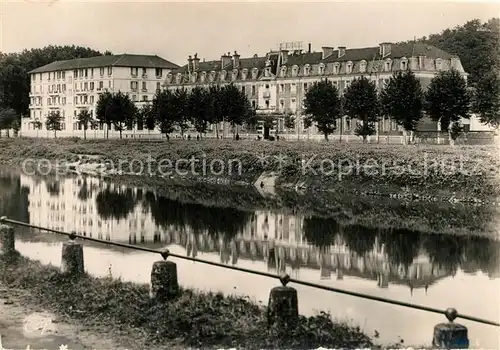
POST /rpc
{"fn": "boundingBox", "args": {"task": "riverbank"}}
[0,253,372,349]
[1,138,499,203]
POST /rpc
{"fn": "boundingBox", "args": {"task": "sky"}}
[1,1,498,66]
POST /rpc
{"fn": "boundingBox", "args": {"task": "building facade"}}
[23,54,179,138]
[163,42,469,140]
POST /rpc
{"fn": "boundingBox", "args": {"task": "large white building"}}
[23,54,179,138]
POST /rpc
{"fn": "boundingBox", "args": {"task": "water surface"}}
[1,172,499,348]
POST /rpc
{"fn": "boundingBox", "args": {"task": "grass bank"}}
[0,253,372,350]
[1,137,499,203]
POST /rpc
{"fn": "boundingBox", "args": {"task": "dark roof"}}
[29,54,180,74]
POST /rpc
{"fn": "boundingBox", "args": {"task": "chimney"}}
[322,46,334,59]
[221,52,232,68]
[338,46,346,58]
[379,42,392,57]
[232,51,241,68]
[192,53,200,71]
[280,50,288,65]
[188,55,193,73]
[308,43,312,53]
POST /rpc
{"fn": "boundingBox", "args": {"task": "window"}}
[304,65,310,76]
[265,84,270,89]
[346,62,353,74]
[251,85,256,95]
[155,68,162,77]
[279,99,284,110]
[265,100,270,108]
[84,69,88,78]
[220,70,227,81]
[232,69,238,81]
[400,58,408,71]
[99,81,103,90]
[62,84,66,92]
[318,64,325,75]
[251,68,258,79]
[303,83,308,90]
[291,83,297,94]
[142,82,147,91]
[142,68,147,77]
[291,66,298,77]
[436,58,443,70]
[107,66,112,75]
[280,84,285,93]
[142,95,148,101]
[84,82,88,91]
[132,95,137,101]
[359,61,367,73]
[62,97,66,105]
[242,69,248,80]
[241,86,246,94]
[62,71,65,79]
[131,67,138,77]
[156,82,161,91]
[91,68,94,77]
[100,67,105,76]
[280,66,287,77]
[90,96,94,104]
[333,64,340,74]
[90,82,94,90]
[385,59,391,71]
[251,100,256,109]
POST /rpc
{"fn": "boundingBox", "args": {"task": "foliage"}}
[45,110,63,137]
[206,85,225,137]
[187,86,210,134]
[0,107,17,136]
[284,113,295,130]
[221,84,251,131]
[472,72,500,128]
[380,70,424,133]
[95,91,113,138]
[424,69,471,140]
[343,76,380,142]
[138,102,155,131]
[401,18,500,86]
[303,80,342,141]
[0,45,107,116]
[152,89,176,135]
[171,88,190,136]
[77,109,98,140]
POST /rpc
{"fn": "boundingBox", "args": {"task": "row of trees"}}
[43,84,255,139]
[42,67,496,144]
[303,68,497,144]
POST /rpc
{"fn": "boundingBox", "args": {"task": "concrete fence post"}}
[432,308,469,349]
[0,223,15,256]
[60,233,85,277]
[149,249,179,302]
[267,274,298,328]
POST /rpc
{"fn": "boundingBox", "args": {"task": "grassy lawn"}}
[0,253,372,349]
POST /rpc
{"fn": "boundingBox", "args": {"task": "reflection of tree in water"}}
[77,178,91,201]
[302,217,340,250]
[45,180,60,197]
[422,234,466,275]
[0,174,30,222]
[463,237,500,276]
[143,191,251,242]
[342,225,378,257]
[96,187,137,221]
[379,228,422,271]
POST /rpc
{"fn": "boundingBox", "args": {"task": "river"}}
[0,170,499,348]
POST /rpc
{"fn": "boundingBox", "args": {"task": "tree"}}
[171,88,189,137]
[303,80,342,141]
[284,112,295,131]
[31,118,43,137]
[77,109,98,140]
[343,76,380,142]
[187,87,210,136]
[141,102,156,137]
[424,69,471,144]
[0,107,17,138]
[472,72,500,128]
[206,85,224,138]
[152,89,176,138]
[221,84,250,139]
[0,45,108,117]
[45,110,63,138]
[380,70,424,144]
[108,91,137,139]
[95,91,113,139]
[11,119,20,137]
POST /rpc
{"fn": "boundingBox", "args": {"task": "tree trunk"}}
[410,130,414,144]
[448,128,455,146]
[120,130,123,139]
[6,129,9,138]
[54,131,57,139]
[362,135,367,143]
[324,133,328,141]
[402,130,408,145]
[215,123,219,139]
[84,129,87,140]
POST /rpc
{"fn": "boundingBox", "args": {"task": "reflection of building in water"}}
[20,174,499,288]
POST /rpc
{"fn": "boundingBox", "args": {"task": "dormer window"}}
[318,63,325,75]
[242,69,248,80]
[166,73,173,84]
[346,61,353,74]
[333,63,340,74]
[292,65,299,77]
[400,57,408,71]
[385,59,392,72]
[209,71,216,82]
[191,72,197,83]
[436,58,443,70]
[359,60,367,73]
[232,69,238,81]
[280,66,287,77]
[304,64,310,76]
[265,67,271,77]
[200,71,206,83]
[220,70,227,81]
[176,73,182,84]
[251,68,259,79]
